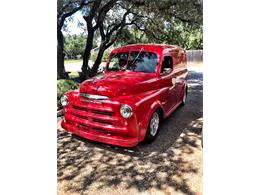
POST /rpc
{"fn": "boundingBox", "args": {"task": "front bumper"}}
[61,120,139,147]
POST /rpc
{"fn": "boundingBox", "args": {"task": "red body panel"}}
[61,44,188,147]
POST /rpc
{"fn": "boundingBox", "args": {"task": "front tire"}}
[145,110,160,143]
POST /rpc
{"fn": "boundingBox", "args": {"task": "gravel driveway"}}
[57,68,203,195]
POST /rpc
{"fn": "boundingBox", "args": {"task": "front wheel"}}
[145,110,160,143]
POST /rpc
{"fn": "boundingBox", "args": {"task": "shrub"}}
[57,79,79,109]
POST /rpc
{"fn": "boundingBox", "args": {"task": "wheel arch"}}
[138,100,164,142]
[180,82,188,98]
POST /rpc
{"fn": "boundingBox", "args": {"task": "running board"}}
[164,101,182,118]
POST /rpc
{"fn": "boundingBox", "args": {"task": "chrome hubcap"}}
[150,112,159,136]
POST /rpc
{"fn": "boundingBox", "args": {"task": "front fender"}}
[136,99,164,142]
[102,88,167,142]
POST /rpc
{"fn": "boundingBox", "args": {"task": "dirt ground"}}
[57,64,203,195]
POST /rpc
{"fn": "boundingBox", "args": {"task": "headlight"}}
[60,95,68,107]
[120,104,133,118]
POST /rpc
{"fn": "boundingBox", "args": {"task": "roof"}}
[111,43,181,54]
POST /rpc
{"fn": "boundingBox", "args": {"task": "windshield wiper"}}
[131,47,144,65]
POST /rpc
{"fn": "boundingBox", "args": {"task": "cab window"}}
[107,52,129,71]
[161,56,173,74]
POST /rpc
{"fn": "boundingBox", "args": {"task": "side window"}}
[108,52,129,70]
[161,56,173,74]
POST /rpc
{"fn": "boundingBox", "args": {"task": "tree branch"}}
[58,0,94,30]
[93,0,118,30]
[58,1,73,18]
[108,9,130,36]
[174,15,200,25]
[83,0,102,22]
[105,25,123,49]
[99,22,106,40]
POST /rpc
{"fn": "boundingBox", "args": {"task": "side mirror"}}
[165,68,172,73]
[160,68,172,75]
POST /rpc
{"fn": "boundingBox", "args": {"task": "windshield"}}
[127,51,158,73]
[107,51,158,73]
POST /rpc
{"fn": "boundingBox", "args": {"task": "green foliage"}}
[166,23,202,49]
[158,22,203,50]
[64,34,86,59]
[90,52,97,62]
[115,28,149,46]
[57,79,79,107]
[102,51,110,62]
[64,33,99,59]
[116,23,202,50]
[115,0,203,50]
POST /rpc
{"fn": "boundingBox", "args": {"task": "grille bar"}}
[92,109,113,116]
[73,101,113,113]
[65,113,127,132]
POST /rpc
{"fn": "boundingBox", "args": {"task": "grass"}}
[64,59,82,63]
[68,71,80,79]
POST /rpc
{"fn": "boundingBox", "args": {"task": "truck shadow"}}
[57,70,203,194]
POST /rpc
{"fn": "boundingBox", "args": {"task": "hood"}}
[80,71,156,98]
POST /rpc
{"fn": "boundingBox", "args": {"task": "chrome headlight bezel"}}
[120,104,133,118]
[60,95,68,107]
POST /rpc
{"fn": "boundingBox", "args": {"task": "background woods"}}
[57,0,203,80]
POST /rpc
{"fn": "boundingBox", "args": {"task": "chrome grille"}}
[79,93,109,100]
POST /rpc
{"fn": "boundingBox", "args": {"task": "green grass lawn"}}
[68,71,80,78]
[64,59,82,63]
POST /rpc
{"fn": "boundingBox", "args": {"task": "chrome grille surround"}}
[79,93,109,100]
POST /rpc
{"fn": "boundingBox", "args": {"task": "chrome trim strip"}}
[80,93,109,100]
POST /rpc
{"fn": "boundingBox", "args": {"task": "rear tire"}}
[181,86,187,106]
[145,110,160,143]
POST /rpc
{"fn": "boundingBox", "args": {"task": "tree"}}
[90,5,135,77]
[58,0,202,79]
[164,22,203,49]
[57,0,92,79]
[141,0,203,49]
[80,0,149,79]
[60,0,203,80]
[117,0,203,49]
[80,0,119,80]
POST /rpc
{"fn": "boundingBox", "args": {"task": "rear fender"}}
[180,82,188,100]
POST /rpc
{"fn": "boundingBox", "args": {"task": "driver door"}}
[160,56,178,114]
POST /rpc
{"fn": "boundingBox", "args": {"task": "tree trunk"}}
[57,29,68,79]
[80,29,95,81]
[90,45,105,77]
